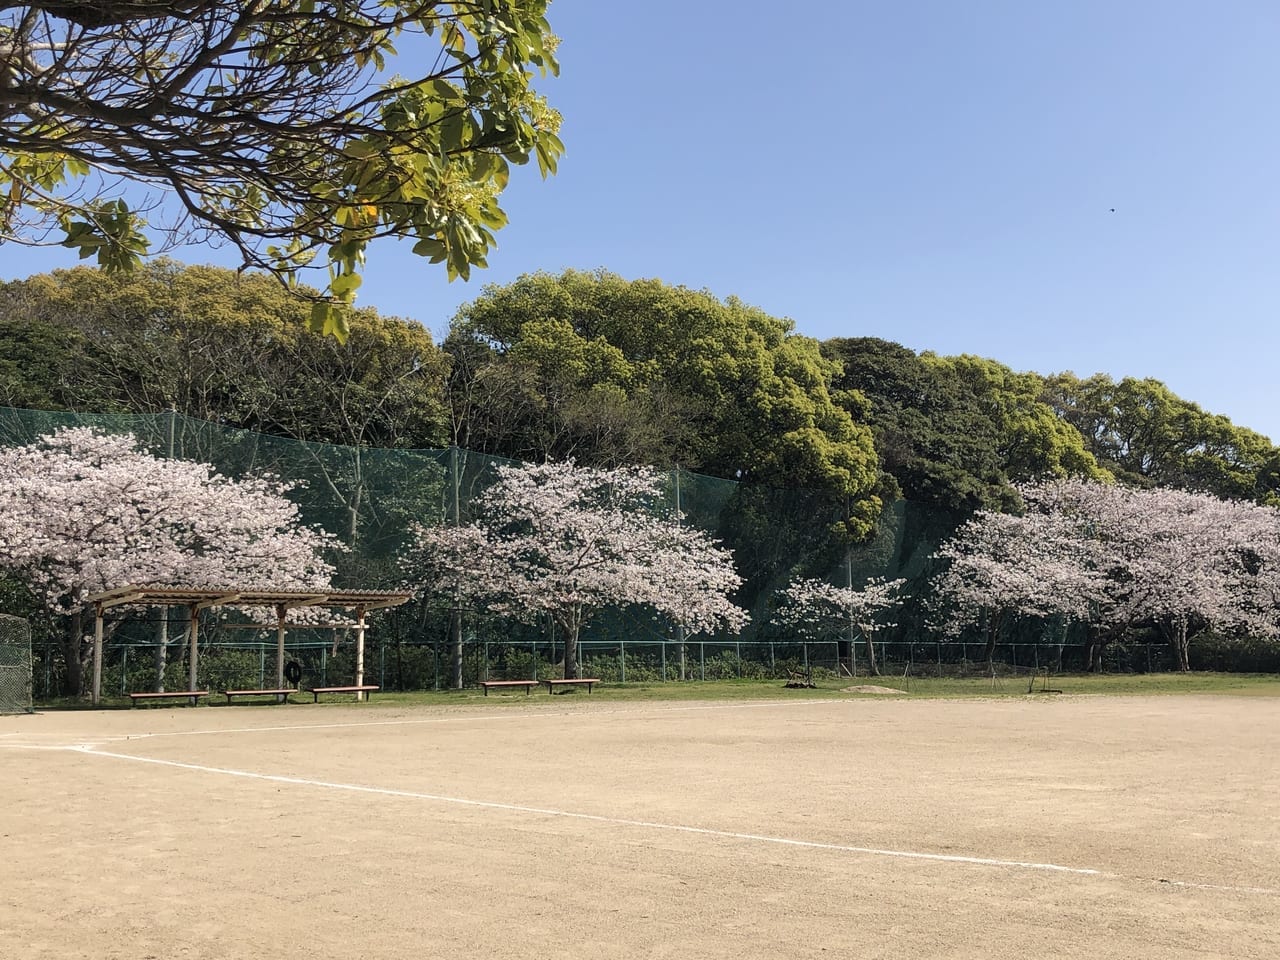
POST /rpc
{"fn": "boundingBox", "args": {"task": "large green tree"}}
[1043,373,1280,503]
[824,338,1107,513]
[0,260,450,448]
[445,270,883,528]
[0,2,563,336]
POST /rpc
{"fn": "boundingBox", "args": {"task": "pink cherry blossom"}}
[403,460,748,679]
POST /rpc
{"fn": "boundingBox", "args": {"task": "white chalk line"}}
[70,743,1279,897]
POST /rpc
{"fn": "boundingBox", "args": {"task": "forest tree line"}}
[3,260,1277,519]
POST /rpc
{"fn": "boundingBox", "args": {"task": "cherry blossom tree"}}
[935,478,1280,671]
[930,504,1110,666]
[0,427,337,695]
[1035,481,1280,671]
[771,576,904,676]
[403,460,748,680]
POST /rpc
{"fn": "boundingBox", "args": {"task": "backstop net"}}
[0,613,32,714]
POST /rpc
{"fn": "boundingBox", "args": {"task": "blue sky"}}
[5,1,1280,438]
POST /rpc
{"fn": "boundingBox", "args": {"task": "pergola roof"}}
[87,585,413,612]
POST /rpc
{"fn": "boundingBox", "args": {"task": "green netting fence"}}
[2,406,1250,700]
[0,613,32,714]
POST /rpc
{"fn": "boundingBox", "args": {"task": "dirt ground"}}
[3,693,1279,959]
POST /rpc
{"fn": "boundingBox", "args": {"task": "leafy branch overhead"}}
[0,2,563,337]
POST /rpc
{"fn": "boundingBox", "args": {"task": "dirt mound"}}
[842,684,904,695]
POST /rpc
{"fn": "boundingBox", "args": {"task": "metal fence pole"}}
[619,638,626,683]
[120,646,127,696]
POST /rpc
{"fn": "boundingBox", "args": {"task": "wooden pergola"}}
[85,586,412,706]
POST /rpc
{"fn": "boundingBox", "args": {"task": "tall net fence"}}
[0,614,33,714]
[3,406,1251,699]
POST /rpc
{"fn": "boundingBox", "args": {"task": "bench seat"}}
[479,679,539,696]
[307,685,379,703]
[541,678,601,694]
[128,690,209,706]
[222,688,295,704]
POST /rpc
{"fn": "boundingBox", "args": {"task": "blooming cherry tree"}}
[930,504,1110,665]
[935,478,1280,671]
[771,576,905,676]
[0,428,337,694]
[404,460,748,679]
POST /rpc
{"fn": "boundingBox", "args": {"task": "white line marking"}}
[70,744,1279,896]
[73,745,1097,875]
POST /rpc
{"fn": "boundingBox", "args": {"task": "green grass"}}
[302,671,1280,707]
[40,671,1280,710]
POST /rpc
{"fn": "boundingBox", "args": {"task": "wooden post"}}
[187,603,200,693]
[275,603,287,688]
[91,602,104,706]
[355,606,367,701]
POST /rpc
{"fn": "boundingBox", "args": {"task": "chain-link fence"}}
[0,613,33,714]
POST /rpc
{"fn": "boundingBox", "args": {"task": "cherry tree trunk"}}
[983,610,1002,667]
[1174,621,1192,673]
[449,607,464,690]
[864,633,880,676]
[563,624,580,680]
[63,608,85,698]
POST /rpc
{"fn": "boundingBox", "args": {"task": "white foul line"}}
[70,743,1278,895]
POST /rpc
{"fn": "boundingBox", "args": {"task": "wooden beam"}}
[195,593,241,611]
[354,606,367,702]
[188,603,201,693]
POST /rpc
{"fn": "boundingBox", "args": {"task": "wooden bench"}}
[222,688,295,704]
[307,685,379,703]
[541,678,601,694]
[479,679,539,696]
[128,690,209,707]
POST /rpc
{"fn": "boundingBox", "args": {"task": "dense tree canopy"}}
[824,338,1108,512]
[445,270,883,522]
[0,260,450,447]
[0,2,563,335]
[1043,373,1280,503]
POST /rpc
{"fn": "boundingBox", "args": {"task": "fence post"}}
[700,641,705,681]
[620,638,626,683]
[321,645,327,685]
[735,638,741,678]
[660,641,666,682]
[259,643,266,688]
[120,646,127,696]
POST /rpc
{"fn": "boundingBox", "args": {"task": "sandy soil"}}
[3,694,1279,959]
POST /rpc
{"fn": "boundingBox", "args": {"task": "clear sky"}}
[5,2,1280,438]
